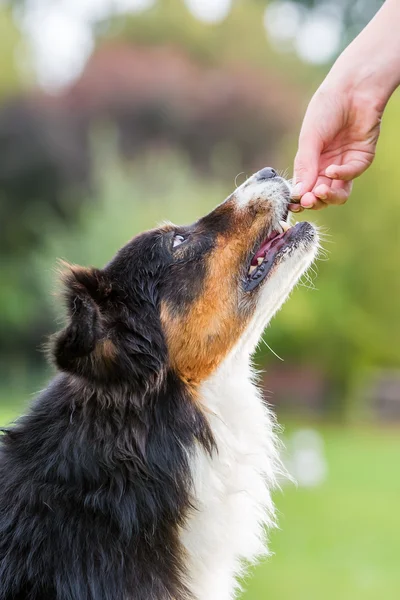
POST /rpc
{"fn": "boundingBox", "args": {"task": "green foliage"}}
[3,93,400,403]
[101,0,310,80]
[0,5,25,98]
[254,0,385,50]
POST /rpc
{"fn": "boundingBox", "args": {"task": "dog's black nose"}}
[257,167,277,180]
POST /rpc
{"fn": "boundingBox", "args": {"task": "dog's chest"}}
[180,358,279,599]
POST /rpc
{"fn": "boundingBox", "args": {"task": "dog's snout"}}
[233,167,289,211]
[257,167,277,181]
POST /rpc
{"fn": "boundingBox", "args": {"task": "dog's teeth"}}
[279,220,290,232]
[257,256,264,266]
[248,265,257,275]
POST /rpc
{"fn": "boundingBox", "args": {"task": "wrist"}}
[327,0,400,107]
[327,51,399,111]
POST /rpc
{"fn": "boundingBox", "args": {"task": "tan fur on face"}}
[161,200,273,387]
[93,339,117,366]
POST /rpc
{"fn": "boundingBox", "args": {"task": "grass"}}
[1,398,399,599]
[242,425,400,600]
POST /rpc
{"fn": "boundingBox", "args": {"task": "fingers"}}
[288,202,304,213]
[313,180,353,206]
[325,161,368,181]
[293,158,365,209]
[296,179,353,210]
[299,192,327,211]
[292,134,323,199]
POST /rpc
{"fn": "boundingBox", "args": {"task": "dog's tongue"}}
[250,231,280,266]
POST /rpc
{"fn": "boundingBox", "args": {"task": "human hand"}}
[292,81,383,210]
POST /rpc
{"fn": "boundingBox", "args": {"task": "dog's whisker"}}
[234,172,246,187]
[261,337,284,362]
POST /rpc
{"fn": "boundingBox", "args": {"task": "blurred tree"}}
[0,97,91,256]
[102,0,310,76]
[1,0,397,419]
[276,0,384,46]
[97,0,386,67]
[0,5,23,98]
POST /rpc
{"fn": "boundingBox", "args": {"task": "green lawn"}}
[242,426,400,600]
[1,402,399,599]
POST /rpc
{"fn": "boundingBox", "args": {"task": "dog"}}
[0,167,318,600]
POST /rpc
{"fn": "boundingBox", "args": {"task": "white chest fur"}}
[180,353,281,600]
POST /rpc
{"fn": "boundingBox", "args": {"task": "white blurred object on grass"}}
[286,428,328,488]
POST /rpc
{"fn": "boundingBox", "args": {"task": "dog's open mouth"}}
[244,221,310,292]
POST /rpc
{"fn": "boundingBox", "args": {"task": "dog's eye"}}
[172,234,186,248]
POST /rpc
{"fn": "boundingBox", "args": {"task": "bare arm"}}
[292,0,400,210]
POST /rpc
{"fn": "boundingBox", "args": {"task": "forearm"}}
[326,0,400,106]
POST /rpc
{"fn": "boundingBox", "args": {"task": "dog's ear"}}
[52,262,113,372]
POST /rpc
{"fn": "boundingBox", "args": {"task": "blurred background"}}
[1,0,399,597]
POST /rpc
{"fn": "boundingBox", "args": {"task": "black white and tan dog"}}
[0,167,319,600]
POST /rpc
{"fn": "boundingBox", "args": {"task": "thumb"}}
[293,134,322,199]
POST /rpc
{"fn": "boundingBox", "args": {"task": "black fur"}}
[0,225,218,600]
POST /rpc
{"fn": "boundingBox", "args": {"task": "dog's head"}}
[53,168,318,392]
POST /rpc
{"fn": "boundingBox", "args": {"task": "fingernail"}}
[289,203,303,213]
[291,183,303,199]
[325,166,337,178]
[301,197,314,208]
